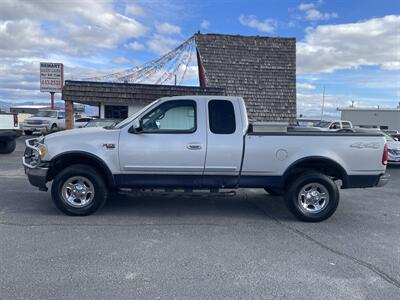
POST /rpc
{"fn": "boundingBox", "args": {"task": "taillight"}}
[382,143,388,165]
[13,114,18,128]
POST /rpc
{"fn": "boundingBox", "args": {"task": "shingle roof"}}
[62,80,224,106]
[195,33,296,124]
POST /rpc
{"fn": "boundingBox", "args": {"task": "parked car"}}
[314,120,353,130]
[22,110,65,135]
[22,96,388,222]
[0,112,21,153]
[383,132,400,164]
[84,118,120,128]
[384,130,400,141]
[74,117,95,128]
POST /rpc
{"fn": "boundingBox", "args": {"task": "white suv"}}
[22,110,65,135]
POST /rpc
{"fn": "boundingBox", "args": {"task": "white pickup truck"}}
[22,96,389,221]
[0,112,21,154]
[22,110,65,135]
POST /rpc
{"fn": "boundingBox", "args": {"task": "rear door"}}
[203,99,244,186]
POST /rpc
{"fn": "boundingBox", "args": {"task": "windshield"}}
[35,111,57,118]
[314,121,331,128]
[114,100,161,129]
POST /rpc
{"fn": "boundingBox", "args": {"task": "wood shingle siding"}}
[195,33,296,124]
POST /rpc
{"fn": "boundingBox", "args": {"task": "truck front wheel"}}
[51,164,108,216]
[0,139,16,154]
[284,172,339,222]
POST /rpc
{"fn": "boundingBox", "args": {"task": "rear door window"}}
[208,100,236,134]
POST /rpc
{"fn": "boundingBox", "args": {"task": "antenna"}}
[320,85,325,120]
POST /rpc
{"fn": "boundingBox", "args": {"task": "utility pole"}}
[320,85,325,120]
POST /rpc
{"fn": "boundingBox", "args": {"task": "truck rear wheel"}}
[51,164,108,216]
[284,172,339,222]
[0,139,16,154]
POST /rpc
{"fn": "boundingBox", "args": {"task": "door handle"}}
[187,143,202,150]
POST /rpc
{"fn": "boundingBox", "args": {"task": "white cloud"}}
[297,83,316,90]
[305,9,338,21]
[124,41,145,51]
[125,4,146,16]
[297,92,351,118]
[297,15,400,74]
[239,14,277,33]
[0,20,66,56]
[200,20,210,29]
[111,57,131,65]
[298,3,316,11]
[147,34,180,55]
[0,0,147,57]
[155,22,181,35]
[298,2,338,21]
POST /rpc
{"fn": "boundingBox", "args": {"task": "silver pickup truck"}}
[22,96,389,221]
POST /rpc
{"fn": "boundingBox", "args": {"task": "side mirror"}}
[394,137,399,142]
[128,119,143,134]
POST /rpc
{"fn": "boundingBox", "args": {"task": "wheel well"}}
[283,157,348,188]
[49,152,115,188]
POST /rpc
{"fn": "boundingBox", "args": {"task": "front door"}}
[118,99,207,187]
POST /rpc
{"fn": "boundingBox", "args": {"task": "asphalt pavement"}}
[1,137,399,299]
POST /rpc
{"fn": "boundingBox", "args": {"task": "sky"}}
[0,0,399,118]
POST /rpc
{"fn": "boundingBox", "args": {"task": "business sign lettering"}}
[40,62,64,93]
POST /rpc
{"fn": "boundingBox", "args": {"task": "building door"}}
[105,105,128,119]
[117,99,207,187]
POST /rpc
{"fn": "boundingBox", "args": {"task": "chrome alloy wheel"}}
[298,183,329,213]
[61,176,95,208]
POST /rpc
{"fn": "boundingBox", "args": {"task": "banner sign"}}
[40,62,64,93]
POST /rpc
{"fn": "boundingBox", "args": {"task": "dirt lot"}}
[1,137,399,299]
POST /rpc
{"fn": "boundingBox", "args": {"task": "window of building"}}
[208,100,236,134]
[141,100,196,133]
[105,105,128,119]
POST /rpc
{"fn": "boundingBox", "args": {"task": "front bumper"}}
[22,137,49,191]
[25,166,49,191]
[22,124,50,132]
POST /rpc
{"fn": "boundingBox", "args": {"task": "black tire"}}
[264,187,284,196]
[0,139,16,154]
[284,172,339,222]
[24,130,33,136]
[51,164,108,216]
[51,124,58,132]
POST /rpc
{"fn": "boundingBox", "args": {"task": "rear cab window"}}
[208,100,236,134]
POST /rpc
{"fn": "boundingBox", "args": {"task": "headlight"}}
[43,120,51,124]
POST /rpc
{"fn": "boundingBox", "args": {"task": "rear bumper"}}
[376,174,390,187]
[0,130,21,141]
[345,173,389,188]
